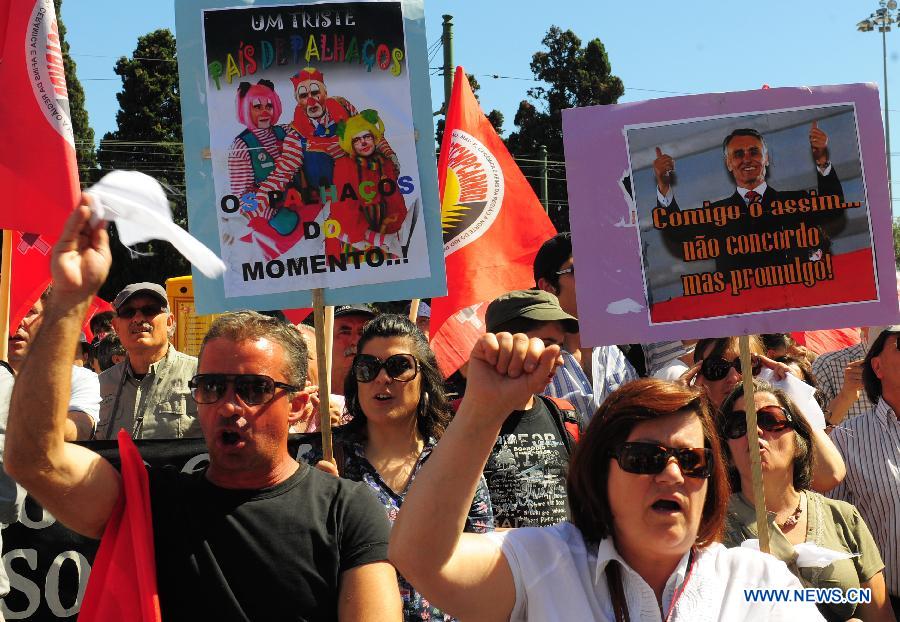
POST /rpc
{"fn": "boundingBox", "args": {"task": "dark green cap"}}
[485,289,579,334]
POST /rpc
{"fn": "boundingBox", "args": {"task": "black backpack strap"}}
[538,394,581,454]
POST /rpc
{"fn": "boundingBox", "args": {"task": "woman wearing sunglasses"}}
[391,333,822,621]
[303,314,493,622]
[689,336,845,492]
[720,380,894,621]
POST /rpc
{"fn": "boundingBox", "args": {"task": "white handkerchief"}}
[86,171,226,278]
[756,368,827,430]
[741,539,859,568]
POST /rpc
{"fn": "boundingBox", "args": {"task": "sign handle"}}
[0,230,12,362]
[312,289,334,464]
[409,299,420,324]
[739,334,769,553]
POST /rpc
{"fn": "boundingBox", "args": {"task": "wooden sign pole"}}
[0,231,13,362]
[312,289,334,464]
[739,334,770,553]
[408,299,420,324]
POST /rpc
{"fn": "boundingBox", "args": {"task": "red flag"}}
[430,67,556,375]
[79,431,161,622]
[1,0,80,331]
[791,328,860,356]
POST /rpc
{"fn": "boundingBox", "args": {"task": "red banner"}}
[430,67,556,375]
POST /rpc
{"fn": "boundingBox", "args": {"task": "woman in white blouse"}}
[390,333,824,621]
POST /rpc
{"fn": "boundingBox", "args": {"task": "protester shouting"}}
[389,335,823,621]
[4,200,401,621]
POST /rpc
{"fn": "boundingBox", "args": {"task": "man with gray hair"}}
[5,203,400,621]
[96,282,199,439]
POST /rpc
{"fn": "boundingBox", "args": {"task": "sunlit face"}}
[694,343,742,408]
[112,295,173,356]
[727,392,796,482]
[332,314,371,393]
[198,337,306,485]
[725,135,768,189]
[351,131,376,157]
[870,333,900,398]
[8,298,44,370]
[607,411,708,565]
[356,336,422,429]
[250,98,275,129]
[554,256,578,318]
[295,79,327,119]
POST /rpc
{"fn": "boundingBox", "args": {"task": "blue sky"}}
[62,0,900,211]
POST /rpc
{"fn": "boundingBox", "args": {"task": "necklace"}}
[778,492,803,530]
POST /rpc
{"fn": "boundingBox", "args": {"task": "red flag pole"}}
[0,230,12,361]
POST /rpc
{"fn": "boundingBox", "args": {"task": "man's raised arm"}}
[5,199,121,539]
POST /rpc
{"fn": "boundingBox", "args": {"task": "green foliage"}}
[96,29,190,299]
[54,0,97,186]
[505,26,624,231]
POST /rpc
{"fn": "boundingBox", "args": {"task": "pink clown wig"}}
[236,81,283,130]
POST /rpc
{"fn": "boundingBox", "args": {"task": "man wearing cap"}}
[533,232,637,417]
[331,304,376,397]
[480,289,583,528]
[96,282,200,439]
[828,326,900,614]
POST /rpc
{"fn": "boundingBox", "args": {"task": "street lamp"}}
[858,0,898,206]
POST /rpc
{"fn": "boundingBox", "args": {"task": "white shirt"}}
[487,522,823,621]
[70,365,100,423]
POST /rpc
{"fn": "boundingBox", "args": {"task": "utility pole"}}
[442,15,454,113]
[539,145,549,213]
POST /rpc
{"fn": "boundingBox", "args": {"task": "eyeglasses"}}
[555,266,575,276]
[117,304,165,320]
[700,355,761,382]
[609,442,713,479]
[188,374,299,405]
[354,353,418,383]
[722,405,794,440]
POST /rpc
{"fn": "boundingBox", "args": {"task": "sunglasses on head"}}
[700,355,761,382]
[117,304,165,320]
[609,441,713,479]
[722,404,794,440]
[188,374,299,405]
[354,353,418,383]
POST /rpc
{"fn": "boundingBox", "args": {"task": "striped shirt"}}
[827,397,900,596]
[811,342,870,421]
[544,350,598,423]
[227,127,286,196]
[591,346,638,407]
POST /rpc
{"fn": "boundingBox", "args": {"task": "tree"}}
[96,29,189,299]
[435,73,504,148]
[54,0,98,186]
[506,27,624,231]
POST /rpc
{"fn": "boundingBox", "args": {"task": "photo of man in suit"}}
[652,123,847,280]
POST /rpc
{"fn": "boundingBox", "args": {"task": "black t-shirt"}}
[482,397,570,528]
[149,463,390,622]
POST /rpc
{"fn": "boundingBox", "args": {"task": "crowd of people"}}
[0,203,897,621]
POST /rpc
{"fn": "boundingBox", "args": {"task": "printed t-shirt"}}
[483,397,569,528]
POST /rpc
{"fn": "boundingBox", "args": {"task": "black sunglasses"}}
[188,374,299,405]
[722,405,794,440]
[700,355,761,382]
[354,353,418,383]
[609,441,713,479]
[555,266,574,276]
[117,304,166,320]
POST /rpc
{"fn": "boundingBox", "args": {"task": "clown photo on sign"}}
[201,1,429,297]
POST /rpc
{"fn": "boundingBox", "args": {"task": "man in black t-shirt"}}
[5,203,401,621]
[481,289,582,527]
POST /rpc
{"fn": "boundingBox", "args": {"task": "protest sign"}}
[0,435,319,621]
[563,83,899,346]
[176,0,446,314]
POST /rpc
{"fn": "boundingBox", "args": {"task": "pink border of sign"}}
[563,83,899,347]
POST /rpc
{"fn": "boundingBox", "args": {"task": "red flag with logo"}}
[0,0,79,331]
[430,67,556,375]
